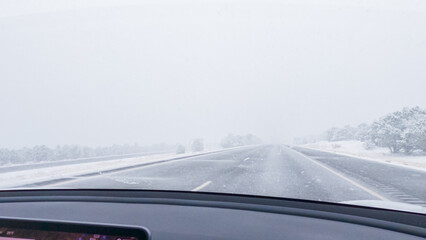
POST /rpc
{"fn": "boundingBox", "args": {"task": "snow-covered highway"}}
[37,145,426,207]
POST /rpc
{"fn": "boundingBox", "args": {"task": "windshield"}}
[1,0,425,214]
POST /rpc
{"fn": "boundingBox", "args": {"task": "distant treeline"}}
[296,107,426,154]
[0,143,175,165]
[220,134,262,148]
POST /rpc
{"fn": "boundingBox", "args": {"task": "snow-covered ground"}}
[301,140,426,170]
[0,152,168,168]
[0,149,225,189]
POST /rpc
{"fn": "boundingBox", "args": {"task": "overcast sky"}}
[1,0,425,148]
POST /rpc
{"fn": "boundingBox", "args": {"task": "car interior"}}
[0,190,424,240]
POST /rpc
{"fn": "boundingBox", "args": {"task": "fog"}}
[1,0,425,148]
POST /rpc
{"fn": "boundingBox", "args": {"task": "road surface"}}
[44,144,426,206]
[292,146,426,206]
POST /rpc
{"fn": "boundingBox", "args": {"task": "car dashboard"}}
[0,190,424,240]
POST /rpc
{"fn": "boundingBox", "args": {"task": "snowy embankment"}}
[301,140,426,170]
[0,148,223,189]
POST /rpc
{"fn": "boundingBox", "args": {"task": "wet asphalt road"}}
[48,144,426,205]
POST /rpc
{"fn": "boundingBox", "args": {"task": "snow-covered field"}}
[0,149,224,189]
[301,140,426,170]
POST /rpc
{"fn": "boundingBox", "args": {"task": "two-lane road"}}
[46,144,426,206]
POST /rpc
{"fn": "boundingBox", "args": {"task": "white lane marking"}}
[191,181,212,191]
[299,154,389,201]
[244,157,250,161]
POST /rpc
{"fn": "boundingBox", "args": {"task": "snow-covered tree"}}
[325,127,339,141]
[354,123,370,141]
[304,107,425,155]
[325,126,356,141]
[400,107,426,153]
[32,145,53,162]
[221,134,241,148]
[191,139,204,152]
[370,107,426,154]
[221,134,262,148]
[176,144,186,154]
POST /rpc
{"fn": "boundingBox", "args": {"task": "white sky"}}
[1,0,425,148]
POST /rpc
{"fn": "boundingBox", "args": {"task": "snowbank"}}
[301,140,426,170]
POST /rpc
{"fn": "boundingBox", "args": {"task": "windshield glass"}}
[1,0,425,214]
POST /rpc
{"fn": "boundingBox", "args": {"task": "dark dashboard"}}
[0,190,424,240]
[0,218,149,240]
